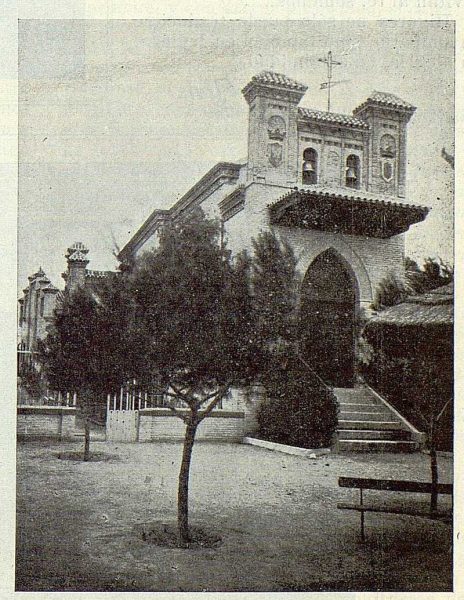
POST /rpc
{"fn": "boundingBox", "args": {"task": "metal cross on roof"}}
[318,51,342,113]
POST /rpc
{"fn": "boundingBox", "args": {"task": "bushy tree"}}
[39,275,134,460]
[406,257,453,295]
[363,325,453,510]
[250,230,338,447]
[250,230,299,356]
[129,210,255,546]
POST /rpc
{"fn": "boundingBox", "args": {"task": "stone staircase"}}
[334,385,423,453]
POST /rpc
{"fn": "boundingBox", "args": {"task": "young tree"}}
[362,326,453,512]
[39,275,134,460]
[250,230,299,358]
[250,229,338,446]
[130,210,254,547]
[407,359,452,512]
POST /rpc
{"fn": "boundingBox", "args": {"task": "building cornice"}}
[119,162,243,260]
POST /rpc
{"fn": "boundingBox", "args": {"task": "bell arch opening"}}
[299,248,359,388]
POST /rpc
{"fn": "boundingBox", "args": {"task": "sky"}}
[18,19,454,292]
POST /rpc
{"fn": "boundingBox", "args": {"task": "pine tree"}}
[130,209,254,546]
[39,276,134,460]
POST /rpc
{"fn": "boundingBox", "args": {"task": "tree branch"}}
[170,383,190,400]
[435,398,451,423]
[198,383,231,422]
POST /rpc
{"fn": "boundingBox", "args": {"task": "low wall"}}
[138,409,245,442]
[17,406,76,440]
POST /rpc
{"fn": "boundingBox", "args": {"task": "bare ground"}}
[16,439,453,592]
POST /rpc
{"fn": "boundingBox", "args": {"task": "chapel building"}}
[18,242,110,352]
[119,71,429,388]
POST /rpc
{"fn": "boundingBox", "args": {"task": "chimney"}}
[63,242,89,293]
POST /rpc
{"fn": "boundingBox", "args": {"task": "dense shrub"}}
[257,355,338,449]
[362,325,453,451]
[17,362,46,401]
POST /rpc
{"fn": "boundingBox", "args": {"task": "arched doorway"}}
[300,249,358,388]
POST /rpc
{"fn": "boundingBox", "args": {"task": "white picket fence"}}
[105,388,166,412]
[17,387,77,407]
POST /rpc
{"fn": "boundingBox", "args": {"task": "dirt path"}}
[16,440,453,592]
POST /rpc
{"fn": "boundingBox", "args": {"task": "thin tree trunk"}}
[178,419,198,547]
[429,419,438,514]
[83,419,91,462]
[430,445,438,513]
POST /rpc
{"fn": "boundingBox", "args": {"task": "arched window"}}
[345,154,360,189]
[40,297,45,317]
[302,148,318,185]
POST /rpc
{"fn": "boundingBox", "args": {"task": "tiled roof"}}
[268,188,429,239]
[369,283,453,327]
[280,184,428,211]
[427,282,453,296]
[298,107,368,129]
[355,91,416,113]
[251,71,307,91]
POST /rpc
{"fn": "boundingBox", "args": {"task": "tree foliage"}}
[250,230,338,448]
[39,275,135,459]
[372,257,454,311]
[129,209,255,546]
[250,230,299,355]
[131,211,255,390]
[362,323,453,509]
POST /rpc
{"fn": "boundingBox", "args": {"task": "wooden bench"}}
[338,477,453,541]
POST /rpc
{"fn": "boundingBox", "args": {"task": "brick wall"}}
[17,406,77,439]
[137,409,246,442]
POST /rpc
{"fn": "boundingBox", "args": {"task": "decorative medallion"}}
[382,160,394,182]
[268,142,283,167]
[267,115,286,140]
[380,134,396,158]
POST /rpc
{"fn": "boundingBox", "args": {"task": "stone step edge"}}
[338,420,405,430]
[338,439,418,445]
[340,410,400,423]
[338,402,381,407]
[338,428,405,433]
[242,436,330,458]
[338,419,401,425]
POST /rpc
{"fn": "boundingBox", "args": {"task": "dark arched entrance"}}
[300,249,358,388]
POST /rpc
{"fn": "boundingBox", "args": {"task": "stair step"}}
[337,440,419,453]
[333,386,421,454]
[338,403,382,412]
[338,429,412,441]
[338,419,404,431]
[337,396,379,405]
[339,411,397,422]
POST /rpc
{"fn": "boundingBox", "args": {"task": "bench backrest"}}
[339,477,453,495]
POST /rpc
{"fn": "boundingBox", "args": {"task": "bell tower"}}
[353,92,416,198]
[242,72,307,186]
